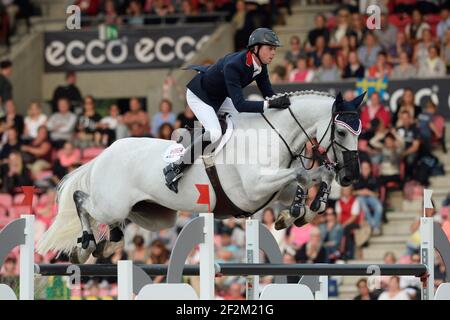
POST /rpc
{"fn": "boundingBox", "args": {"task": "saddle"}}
[177,114,228,152]
[177,114,259,218]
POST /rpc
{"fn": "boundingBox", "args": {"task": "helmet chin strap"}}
[252,45,265,65]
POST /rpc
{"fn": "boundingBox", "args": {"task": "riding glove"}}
[268,96,291,109]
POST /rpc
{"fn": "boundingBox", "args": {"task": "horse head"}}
[315,91,365,187]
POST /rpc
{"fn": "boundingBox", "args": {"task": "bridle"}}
[260,102,361,174]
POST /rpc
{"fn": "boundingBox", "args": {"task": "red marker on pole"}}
[21,186,35,214]
[195,184,211,213]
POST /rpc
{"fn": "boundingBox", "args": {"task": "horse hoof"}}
[69,249,90,264]
[294,216,307,228]
[69,250,81,264]
[275,219,287,231]
[92,240,107,258]
[93,239,124,259]
[275,214,287,230]
[275,210,295,230]
[70,241,96,264]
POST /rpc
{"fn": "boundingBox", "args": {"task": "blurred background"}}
[0,0,449,300]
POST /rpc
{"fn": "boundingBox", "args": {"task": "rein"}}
[260,102,359,172]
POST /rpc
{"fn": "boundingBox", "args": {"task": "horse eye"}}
[338,130,346,138]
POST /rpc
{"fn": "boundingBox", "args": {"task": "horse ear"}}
[352,91,366,110]
[333,92,344,112]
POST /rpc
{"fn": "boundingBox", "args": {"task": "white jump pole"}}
[421,189,434,300]
[420,217,434,300]
[118,260,133,300]
[199,213,215,300]
[316,276,328,300]
[245,219,259,300]
[20,214,34,300]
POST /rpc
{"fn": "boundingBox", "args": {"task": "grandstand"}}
[0,0,449,300]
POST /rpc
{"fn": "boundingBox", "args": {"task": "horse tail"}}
[37,159,97,255]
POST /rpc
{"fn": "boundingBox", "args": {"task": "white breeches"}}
[186,89,238,143]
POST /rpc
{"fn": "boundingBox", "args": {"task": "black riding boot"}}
[163,134,205,193]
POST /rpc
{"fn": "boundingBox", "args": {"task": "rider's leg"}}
[217,97,239,116]
[163,89,222,193]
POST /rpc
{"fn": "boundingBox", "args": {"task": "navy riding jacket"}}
[186,50,275,113]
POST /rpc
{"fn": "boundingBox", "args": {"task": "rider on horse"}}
[163,28,292,193]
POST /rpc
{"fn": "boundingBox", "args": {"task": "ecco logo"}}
[45,35,210,67]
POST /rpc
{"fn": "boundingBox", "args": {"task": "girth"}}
[203,155,253,218]
[202,155,282,219]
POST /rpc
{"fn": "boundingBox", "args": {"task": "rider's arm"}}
[224,63,265,113]
[255,67,276,99]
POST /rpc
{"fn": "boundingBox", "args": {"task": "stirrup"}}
[163,163,183,193]
[166,177,181,193]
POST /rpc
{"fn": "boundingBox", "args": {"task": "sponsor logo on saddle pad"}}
[163,143,186,163]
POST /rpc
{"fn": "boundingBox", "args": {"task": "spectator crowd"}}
[0,0,450,300]
[271,3,450,83]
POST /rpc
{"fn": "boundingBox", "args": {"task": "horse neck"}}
[232,95,333,166]
[266,96,333,157]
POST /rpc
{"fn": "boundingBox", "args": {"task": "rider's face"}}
[257,45,277,64]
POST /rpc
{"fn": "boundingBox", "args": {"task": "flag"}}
[195,184,211,212]
[356,76,389,100]
[21,186,35,214]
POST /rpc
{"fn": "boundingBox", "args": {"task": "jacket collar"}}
[245,50,262,76]
[245,50,253,67]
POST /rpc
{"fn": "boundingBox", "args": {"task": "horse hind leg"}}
[70,190,97,264]
[93,223,124,259]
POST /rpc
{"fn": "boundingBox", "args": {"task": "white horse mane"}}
[267,90,336,101]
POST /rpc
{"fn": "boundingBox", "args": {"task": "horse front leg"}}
[289,165,328,218]
[292,164,336,228]
[270,166,323,231]
[289,183,308,219]
[274,183,309,231]
[309,164,336,214]
[279,165,335,229]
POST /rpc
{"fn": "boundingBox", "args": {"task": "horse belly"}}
[87,138,217,222]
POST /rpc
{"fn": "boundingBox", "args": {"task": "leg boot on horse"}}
[294,181,331,227]
[275,184,307,230]
[71,190,97,264]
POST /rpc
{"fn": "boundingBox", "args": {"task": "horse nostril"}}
[342,177,351,186]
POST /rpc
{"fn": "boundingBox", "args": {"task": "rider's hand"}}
[268,96,291,109]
